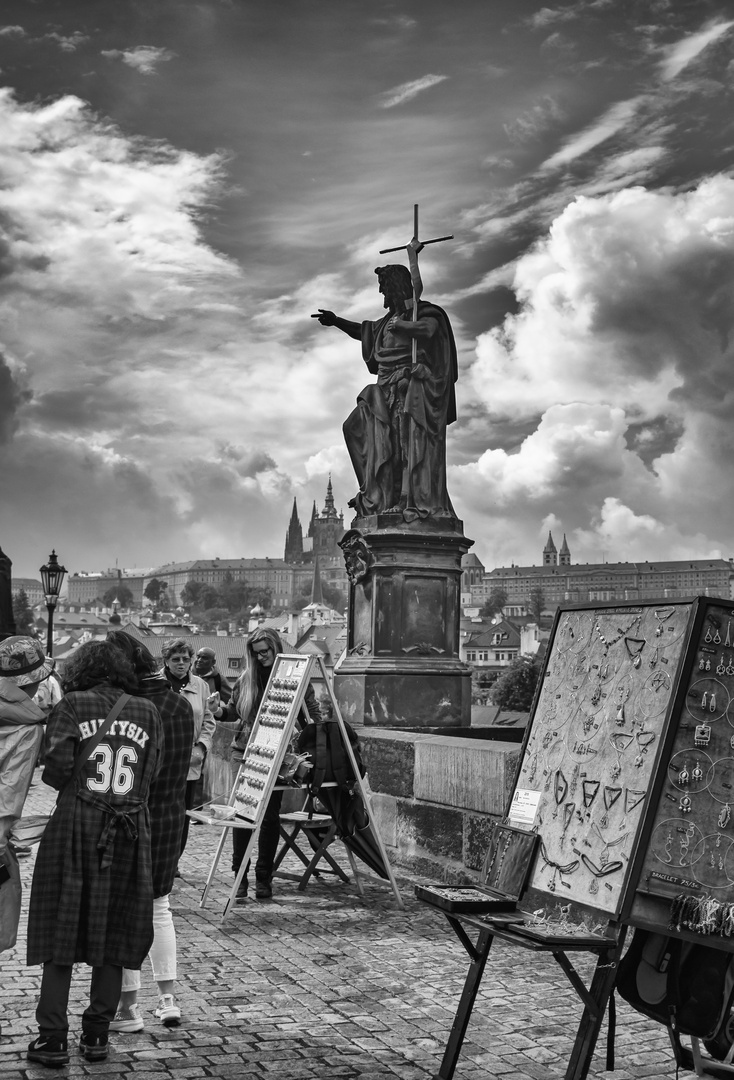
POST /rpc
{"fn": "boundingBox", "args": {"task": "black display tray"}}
[414,884,518,914]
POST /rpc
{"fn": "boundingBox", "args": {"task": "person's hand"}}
[407,237,424,256]
[206,692,219,712]
[311,309,337,326]
[190,743,206,769]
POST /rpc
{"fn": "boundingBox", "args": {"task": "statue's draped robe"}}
[343,301,458,521]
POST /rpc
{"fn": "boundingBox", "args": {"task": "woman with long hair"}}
[26,641,162,1067]
[213,627,320,900]
[105,630,194,1031]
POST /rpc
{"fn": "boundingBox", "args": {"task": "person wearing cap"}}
[0,636,54,958]
[193,647,232,704]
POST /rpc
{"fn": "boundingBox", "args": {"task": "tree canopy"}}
[12,588,35,635]
[491,653,543,712]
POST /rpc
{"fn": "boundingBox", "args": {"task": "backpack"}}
[616,928,734,1059]
[296,719,366,793]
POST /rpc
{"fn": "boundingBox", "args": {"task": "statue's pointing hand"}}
[311,309,337,326]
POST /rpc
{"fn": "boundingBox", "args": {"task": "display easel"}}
[427,597,734,1080]
[192,653,404,917]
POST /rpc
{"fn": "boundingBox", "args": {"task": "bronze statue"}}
[312,236,458,524]
[0,545,16,640]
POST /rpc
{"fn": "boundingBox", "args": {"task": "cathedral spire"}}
[543,531,557,566]
[284,498,303,563]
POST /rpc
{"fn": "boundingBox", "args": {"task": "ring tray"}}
[415,824,540,914]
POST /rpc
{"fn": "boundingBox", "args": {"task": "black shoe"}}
[79,1033,109,1062]
[235,877,249,902]
[27,1035,70,1067]
[255,879,272,899]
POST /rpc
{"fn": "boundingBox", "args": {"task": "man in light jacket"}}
[0,637,54,957]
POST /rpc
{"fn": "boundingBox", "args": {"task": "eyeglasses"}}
[168,655,191,665]
[252,645,274,658]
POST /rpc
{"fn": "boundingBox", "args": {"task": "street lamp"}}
[40,550,67,657]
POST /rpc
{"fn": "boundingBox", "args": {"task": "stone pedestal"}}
[334,515,473,728]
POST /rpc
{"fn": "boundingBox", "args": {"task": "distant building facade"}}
[11,578,45,606]
[472,532,733,614]
[67,568,152,607]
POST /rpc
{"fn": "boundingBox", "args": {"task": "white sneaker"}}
[155,994,181,1027]
[109,1003,145,1033]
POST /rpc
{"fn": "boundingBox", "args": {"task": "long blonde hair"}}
[235,627,284,724]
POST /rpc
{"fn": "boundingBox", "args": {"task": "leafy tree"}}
[12,588,35,634]
[144,578,168,604]
[527,585,545,623]
[479,586,508,619]
[322,582,346,614]
[181,581,219,609]
[491,654,543,712]
[102,585,134,609]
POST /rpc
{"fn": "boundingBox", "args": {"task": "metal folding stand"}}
[272,800,364,894]
[432,915,626,1080]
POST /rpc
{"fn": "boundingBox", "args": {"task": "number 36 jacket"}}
[27,684,162,969]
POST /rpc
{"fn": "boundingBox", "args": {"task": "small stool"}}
[273,810,360,891]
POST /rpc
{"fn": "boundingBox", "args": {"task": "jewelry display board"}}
[632,599,734,940]
[509,601,693,916]
[231,653,310,822]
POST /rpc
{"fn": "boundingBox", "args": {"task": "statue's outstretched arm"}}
[311,309,361,340]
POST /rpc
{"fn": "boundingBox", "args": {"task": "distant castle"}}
[284,475,344,564]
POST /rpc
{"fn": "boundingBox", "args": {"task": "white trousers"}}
[121,894,177,991]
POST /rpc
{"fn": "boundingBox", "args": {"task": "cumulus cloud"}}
[0,89,358,574]
[453,176,734,565]
[378,74,448,108]
[101,45,175,75]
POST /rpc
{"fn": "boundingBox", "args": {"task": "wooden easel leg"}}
[222,829,258,921]
[433,928,494,1080]
[563,939,626,1080]
[344,845,364,897]
[200,825,229,909]
[314,656,405,910]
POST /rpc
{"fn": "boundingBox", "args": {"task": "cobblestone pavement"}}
[1,775,679,1079]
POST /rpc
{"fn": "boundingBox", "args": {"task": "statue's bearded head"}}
[375,264,412,312]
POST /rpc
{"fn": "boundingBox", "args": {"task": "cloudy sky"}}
[2,0,734,580]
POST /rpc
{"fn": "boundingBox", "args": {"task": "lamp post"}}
[40,550,67,657]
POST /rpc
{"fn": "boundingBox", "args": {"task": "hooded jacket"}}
[0,677,46,855]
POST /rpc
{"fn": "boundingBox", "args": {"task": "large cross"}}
[379,203,453,363]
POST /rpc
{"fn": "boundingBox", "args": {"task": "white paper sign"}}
[508,788,541,827]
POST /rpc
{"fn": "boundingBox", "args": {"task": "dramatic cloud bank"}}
[452,178,734,566]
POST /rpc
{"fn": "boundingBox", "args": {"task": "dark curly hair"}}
[106,629,159,677]
[374,263,412,307]
[61,640,138,694]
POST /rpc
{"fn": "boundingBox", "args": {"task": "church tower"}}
[312,476,345,558]
[284,498,304,564]
[559,534,571,566]
[543,531,557,566]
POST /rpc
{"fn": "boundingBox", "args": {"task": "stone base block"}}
[335,668,470,728]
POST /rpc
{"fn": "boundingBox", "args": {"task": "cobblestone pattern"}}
[0,774,678,1078]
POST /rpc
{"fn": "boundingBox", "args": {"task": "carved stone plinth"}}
[333,516,473,728]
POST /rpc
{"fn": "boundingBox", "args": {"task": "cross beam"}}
[378,204,453,363]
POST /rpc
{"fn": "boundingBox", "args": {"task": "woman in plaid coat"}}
[106,630,194,1031]
[26,641,162,1067]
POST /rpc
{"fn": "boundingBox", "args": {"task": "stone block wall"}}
[360,729,521,883]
